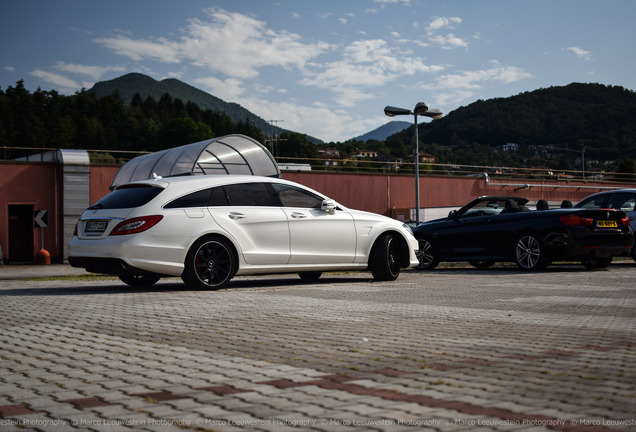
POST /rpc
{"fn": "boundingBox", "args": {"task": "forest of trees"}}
[0,80,318,163]
[401,83,636,172]
[2,79,636,176]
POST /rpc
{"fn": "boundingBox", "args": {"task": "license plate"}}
[597,220,617,228]
[85,220,108,233]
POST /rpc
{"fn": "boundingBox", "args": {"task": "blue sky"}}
[2,0,635,142]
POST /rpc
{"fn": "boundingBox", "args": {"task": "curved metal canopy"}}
[111,134,280,189]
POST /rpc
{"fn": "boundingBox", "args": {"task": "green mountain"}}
[89,73,323,144]
[398,83,636,169]
[350,121,411,142]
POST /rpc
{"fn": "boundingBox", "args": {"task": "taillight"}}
[621,216,630,226]
[559,214,594,226]
[110,215,163,235]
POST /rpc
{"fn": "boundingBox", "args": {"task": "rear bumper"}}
[69,256,138,275]
[545,229,634,258]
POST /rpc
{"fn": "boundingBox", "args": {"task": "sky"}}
[2,0,635,143]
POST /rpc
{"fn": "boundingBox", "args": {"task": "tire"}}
[118,273,161,287]
[469,260,495,269]
[581,257,612,270]
[514,233,549,271]
[181,237,236,290]
[370,233,401,281]
[299,271,322,281]
[417,238,439,270]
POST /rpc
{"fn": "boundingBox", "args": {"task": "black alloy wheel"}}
[416,239,439,270]
[370,233,401,281]
[514,233,549,271]
[182,237,235,290]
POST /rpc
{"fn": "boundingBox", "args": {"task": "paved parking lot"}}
[1,263,635,431]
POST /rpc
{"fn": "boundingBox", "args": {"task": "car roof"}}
[118,174,291,190]
[116,175,329,201]
[582,188,636,196]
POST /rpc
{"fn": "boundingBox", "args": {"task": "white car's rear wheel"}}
[182,237,236,290]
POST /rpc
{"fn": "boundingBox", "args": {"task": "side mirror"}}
[448,210,458,219]
[321,199,336,214]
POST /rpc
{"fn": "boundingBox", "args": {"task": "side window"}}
[577,196,605,209]
[462,200,505,217]
[209,186,229,206]
[272,184,323,209]
[164,188,212,209]
[224,183,278,206]
[165,186,229,208]
[607,193,636,212]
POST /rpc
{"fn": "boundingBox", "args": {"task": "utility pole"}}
[266,120,284,157]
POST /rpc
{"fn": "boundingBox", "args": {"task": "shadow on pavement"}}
[0,275,374,297]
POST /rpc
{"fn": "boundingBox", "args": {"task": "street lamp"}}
[384,102,442,225]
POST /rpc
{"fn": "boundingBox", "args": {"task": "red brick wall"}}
[0,163,58,260]
[2,161,635,262]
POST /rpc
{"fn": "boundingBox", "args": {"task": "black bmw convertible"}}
[413,196,634,270]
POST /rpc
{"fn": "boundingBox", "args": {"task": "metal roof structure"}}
[110,134,280,189]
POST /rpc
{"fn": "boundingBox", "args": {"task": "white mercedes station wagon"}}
[68,175,419,289]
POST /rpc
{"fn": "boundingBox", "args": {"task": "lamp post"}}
[384,102,442,225]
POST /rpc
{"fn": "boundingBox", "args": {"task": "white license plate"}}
[85,220,108,233]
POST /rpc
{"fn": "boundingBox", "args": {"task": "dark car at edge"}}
[574,188,636,262]
[413,196,634,271]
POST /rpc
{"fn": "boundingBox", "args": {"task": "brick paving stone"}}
[1,266,635,431]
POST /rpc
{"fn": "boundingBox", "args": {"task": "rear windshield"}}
[89,185,163,210]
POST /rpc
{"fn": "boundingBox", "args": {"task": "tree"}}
[615,158,636,180]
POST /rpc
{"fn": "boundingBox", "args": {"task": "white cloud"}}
[373,0,411,5]
[421,16,468,49]
[30,70,81,93]
[422,63,533,106]
[194,76,245,101]
[236,95,376,142]
[300,39,443,105]
[429,33,468,49]
[425,63,532,90]
[566,46,591,61]
[53,62,125,80]
[95,9,333,80]
[427,16,462,33]
[95,34,182,63]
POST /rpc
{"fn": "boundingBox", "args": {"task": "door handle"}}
[291,212,307,219]
[229,212,245,220]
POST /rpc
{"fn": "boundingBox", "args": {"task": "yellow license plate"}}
[597,220,617,228]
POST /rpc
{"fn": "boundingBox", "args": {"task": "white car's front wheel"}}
[370,233,401,281]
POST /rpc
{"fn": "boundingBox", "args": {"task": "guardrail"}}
[3,146,636,184]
